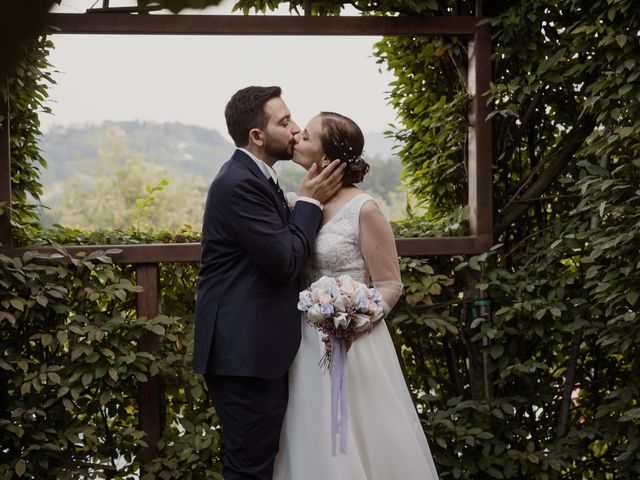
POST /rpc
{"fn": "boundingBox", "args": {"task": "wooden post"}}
[136,264,163,465]
[0,86,11,248]
[467,25,493,249]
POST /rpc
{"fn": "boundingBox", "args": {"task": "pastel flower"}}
[353,285,370,306]
[338,276,355,295]
[333,294,353,312]
[312,276,338,292]
[356,296,370,311]
[369,288,382,302]
[320,303,335,318]
[367,300,378,314]
[353,314,371,331]
[318,293,333,305]
[297,290,314,311]
[333,312,350,329]
[372,306,385,322]
[306,304,325,324]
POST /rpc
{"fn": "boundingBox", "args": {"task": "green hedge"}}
[0,236,221,479]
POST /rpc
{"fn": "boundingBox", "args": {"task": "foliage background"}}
[2,0,640,478]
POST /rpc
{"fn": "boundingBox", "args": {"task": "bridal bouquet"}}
[297,275,385,456]
[297,275,385,365]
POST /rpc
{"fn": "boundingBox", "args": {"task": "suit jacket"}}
[193,149,322,378]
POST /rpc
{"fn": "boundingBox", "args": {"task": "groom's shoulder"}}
[216,152,253,182]
[210,151,259,194]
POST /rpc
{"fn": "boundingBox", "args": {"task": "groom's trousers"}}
[205,374,288,480]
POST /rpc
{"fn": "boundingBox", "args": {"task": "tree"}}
[375,0,640,477]
[50,131,209,231]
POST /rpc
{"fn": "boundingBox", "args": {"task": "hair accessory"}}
[346,154,364,164]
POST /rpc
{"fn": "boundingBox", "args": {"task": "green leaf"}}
[468,256,481,271]
[149,324,165,336]
[486,467,503,478]
[41,333,53,347]
[81,372,93,387]
[10,298,25,311]
[0,358,14,371]
[490,345,505,359]
[0,311,16,325]
[63,398,74,413]
[15,460,26,477]
[537,48,566,75]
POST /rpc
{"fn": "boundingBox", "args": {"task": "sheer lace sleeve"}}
[359,199,403,317]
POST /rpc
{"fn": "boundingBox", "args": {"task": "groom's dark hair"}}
[225,86,282,147]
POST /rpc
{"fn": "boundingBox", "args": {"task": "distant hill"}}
[38,120,399,188]
[37,121,406,223]
[38,121,235,186]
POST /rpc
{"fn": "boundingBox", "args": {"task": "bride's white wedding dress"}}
[274,193,439,480]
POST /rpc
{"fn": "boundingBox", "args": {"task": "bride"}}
[273,112,439,479]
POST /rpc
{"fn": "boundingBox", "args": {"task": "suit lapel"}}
[232,150,289,219]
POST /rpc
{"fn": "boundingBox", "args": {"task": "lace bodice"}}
[303,194,373,285]
[302,192,403,314]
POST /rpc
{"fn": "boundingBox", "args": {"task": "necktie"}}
[268,177,288,212]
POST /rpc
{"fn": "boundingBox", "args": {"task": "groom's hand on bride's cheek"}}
[299,160,346,204]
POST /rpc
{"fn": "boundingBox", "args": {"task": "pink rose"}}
[318,293,333,304]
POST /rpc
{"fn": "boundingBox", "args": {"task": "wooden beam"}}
[0,235,491,263]
[0,243,201,264]
[397,236,490,256]
[46,13,480,36]
[0,90,11,248]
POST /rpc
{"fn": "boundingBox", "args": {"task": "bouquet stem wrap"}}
[330,337,349,456]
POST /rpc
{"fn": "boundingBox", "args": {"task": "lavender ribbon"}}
[329,337,349,456]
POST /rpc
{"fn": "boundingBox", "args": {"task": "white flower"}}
[337,275,356,295]
[352,285,371,311]
[353,314,371,331]
[371,305,385,323]
[312,276,338,291]
[333,294,353,312]
[306,304,325,325]
[285,191,298,206]
[310,277,338,302]
[297,290,314,311]
[333,312,350,329]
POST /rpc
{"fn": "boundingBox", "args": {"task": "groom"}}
[194,86,345,479]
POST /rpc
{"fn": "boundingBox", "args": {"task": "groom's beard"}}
[264,133,294,161]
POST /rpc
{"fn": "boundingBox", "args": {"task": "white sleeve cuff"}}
[291,194,323,210]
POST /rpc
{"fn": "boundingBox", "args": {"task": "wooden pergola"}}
[0,7,492,464]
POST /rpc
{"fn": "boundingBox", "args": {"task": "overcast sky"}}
[43,0,398,140]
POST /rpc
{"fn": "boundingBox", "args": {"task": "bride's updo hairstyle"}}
[318,112,370,186]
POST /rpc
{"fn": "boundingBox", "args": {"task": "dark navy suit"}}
[194,149,322,479]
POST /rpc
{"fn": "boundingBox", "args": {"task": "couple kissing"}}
[194,85,439,480]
